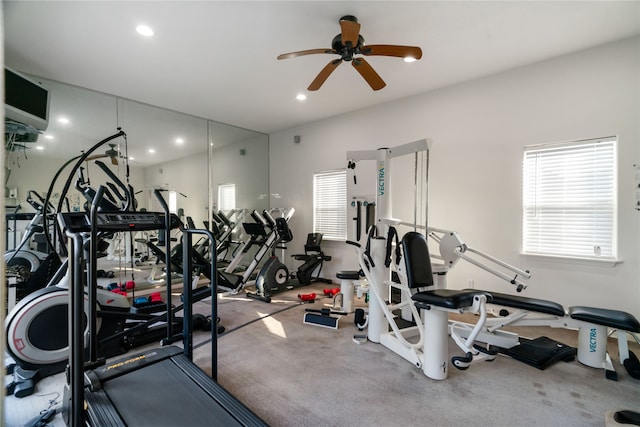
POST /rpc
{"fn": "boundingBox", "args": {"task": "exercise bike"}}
[291,232,332,285]
[247,213,309,303]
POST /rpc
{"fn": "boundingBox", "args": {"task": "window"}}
[522,136,616,259]
[313,170,347,240]
[218,183,236,211]
[168,190,178,213]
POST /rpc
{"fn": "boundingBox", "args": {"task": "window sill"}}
[521,253,623,267]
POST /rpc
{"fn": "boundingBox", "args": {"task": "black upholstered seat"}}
[569,306,640,332]
[413,288,492,310]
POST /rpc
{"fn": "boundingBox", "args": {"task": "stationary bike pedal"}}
[6,362,16,375]
[6,380,17,396]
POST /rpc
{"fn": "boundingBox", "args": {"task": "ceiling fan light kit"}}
[278,15,422,91]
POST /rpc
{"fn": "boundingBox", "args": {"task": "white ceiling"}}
[4,1,640,135]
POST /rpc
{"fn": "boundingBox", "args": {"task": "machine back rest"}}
[217,211,232,226]
[304,233,323,253]
[186,216,196,229]
[275,217,294,243]
[401,231,434,289]
[243,222,267,237]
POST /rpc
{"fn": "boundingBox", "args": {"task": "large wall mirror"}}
[4,75,269,249]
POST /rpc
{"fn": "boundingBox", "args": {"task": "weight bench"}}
[463,290,640,380]
[412,289,494,380]
[399,230,640,380]
[397,232,495,380]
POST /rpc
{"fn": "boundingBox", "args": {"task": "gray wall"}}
[6,156,145,214]
[269,36,640,317]
[141,132,270,228]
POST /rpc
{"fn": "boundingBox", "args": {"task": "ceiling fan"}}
[86,143,121,165]
[277,15,422,91]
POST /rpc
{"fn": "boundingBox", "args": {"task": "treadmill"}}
[58,188,268,426]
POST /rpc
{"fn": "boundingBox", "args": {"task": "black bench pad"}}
[466,290,565,317]
[336,271,360,280]
[413,289,492,310]
[569,306,640,332]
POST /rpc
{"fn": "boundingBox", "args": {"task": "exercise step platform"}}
[130,300,167,314]
[498,336,577,370]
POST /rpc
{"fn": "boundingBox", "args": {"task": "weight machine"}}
[345,138,640,381]
[346,139,432,342]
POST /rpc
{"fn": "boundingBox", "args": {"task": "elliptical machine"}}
[246,212,298,303]
[4,131,217,398]
[4,190,56,274]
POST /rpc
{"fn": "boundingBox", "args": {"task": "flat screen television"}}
[4,67,50,131]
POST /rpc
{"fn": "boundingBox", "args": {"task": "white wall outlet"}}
[8,188,18,199]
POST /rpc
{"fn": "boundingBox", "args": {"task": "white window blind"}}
[218,183,236,211]
[314,170,347,240]
[522,137,616,259]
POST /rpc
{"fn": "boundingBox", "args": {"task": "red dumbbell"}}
[298,293,317,302]
[323,288,341,297]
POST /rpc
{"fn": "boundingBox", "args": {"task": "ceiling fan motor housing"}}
[332,34,365,61]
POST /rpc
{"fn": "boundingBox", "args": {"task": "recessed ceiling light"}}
[35,145,44,150]
[44,134,54,140]
[404,56,417,63]
[176,138,184,144]
[296,93,307,101]
[129,156,135,161]
[58,117,70,124]
[136,25,154,37]
[148,148,156,154]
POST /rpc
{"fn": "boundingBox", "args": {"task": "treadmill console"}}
[59,211,180,233]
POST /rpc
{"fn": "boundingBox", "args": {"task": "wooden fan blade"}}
[277,49,336,60]
[352,58,386,91]
[86,154,107,161]
[308,59,342,91]
[340,18,360,47]
[360,44,423,60]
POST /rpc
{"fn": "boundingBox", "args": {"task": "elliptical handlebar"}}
[262,210,276,228]
[94,160,134,211]
[26,190,56,215]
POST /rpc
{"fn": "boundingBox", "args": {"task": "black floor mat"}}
[499,336,577,370]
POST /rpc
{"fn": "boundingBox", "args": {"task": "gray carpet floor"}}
[4,281,639,426]
[194,283,640,427]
